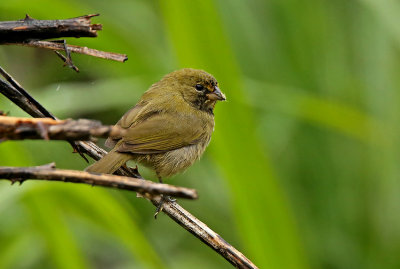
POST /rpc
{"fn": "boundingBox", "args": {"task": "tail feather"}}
[85,149,131,174]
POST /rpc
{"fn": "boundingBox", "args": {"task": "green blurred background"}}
[1,0,399,268]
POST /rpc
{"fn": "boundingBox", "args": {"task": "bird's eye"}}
[195,84,204,91]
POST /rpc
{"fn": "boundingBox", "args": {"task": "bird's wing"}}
[116,113,206,154]
[105,104,145,148]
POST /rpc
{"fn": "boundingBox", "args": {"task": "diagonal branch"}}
[0,116,126,141]
[0,78,47,118]
[0,66,54,118]
[0,163,198,199]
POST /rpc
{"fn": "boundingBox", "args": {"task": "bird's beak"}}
[206,86,226,101]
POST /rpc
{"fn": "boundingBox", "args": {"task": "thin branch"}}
[0,163,198,200]
[151,198,256,268]
[0,14,101,43]
[0,67,89,161]
[0,66,55,118]
[0,78,47,118]
[0,116,126,141]
[0,14,128,63]
[7,40,128,62]
[54,50,80,72]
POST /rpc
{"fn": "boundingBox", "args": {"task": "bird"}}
[85,68,226,214]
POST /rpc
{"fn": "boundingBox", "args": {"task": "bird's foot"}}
[154,195,176,219]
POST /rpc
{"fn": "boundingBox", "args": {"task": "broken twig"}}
[10,40,128,62]
[0,14,128,63]
[0,116,126,141]
[0,14,101,43]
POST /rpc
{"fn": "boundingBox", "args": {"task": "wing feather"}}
[116,113,205,154]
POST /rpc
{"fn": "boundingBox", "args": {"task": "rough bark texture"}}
[13,40,128,62]
[0,15,127,62]
[0,163,198,199]
[0,116,126,141]
[0,14,101,43]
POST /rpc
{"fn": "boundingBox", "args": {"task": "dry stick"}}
[0,58,256,269]
[8,40,128,62]
[0,78,46,118]
[0,66,54,118]
[0,163,198,199]
[0,14,100,43]
[0,14,127,62]
[0,70,92,161]
[54,50,80,72]
[0,116,126,141]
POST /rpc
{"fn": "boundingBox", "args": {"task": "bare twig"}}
[0,14,101,43]
[8,40,128,62]
[0,68,90,161]
[54,50,79,72]
[0,66,55,118]
[0,163,198,200]
[151,198,257,268]
[0,116,126,141]
[0,78,47,118]
[0,14,128,63]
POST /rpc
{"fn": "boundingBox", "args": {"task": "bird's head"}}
[163,68,226,113]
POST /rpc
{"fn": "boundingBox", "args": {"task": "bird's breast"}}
[145,135,211,178]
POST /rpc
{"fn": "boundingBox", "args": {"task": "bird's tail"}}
[85,148,131,174]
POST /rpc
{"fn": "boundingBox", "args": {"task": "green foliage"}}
[1,0,400,268]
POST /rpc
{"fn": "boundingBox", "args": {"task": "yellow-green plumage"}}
[86,68,225,179]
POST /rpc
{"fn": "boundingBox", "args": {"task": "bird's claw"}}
[154,195,176,219]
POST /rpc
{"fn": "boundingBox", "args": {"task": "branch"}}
[0,116,126,141]
[0,14,101,43]
[0,67,91,161]
[0,14,128,63]
[10,40,128,62]
[0,163,198,200]
[0,66,54,118]
[150,198,256,268]
[0,78,47,118]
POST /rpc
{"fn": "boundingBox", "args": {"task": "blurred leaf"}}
[59,186,165,268]
[26,194,89,269]
[0,232,43,269]
[245,79,389,146]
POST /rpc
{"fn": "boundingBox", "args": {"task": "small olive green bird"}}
[86,68,226,182]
